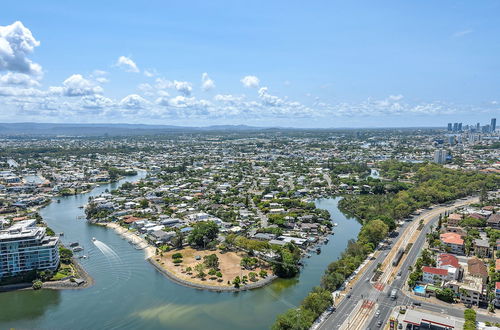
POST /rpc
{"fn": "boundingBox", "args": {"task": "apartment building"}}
[0,220,60,278]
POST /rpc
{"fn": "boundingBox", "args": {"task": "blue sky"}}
[0,1,498,127]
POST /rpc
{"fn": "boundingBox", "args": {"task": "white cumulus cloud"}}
[0,21,42,76]
[174,80,192,96]
[240,75,260,88]
[201,72,215,91]
[0,72,40,87]
[119,94,149,109]
[116,56,139,73]
[57,74,103,97]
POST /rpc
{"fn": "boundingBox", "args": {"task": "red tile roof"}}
[422,266,448,276]
[496,282,500,290]
[440,232,464,245]
[496,259,500,272]
[438,254,460,268]
[448,213,462,221]
[468,258,488,277]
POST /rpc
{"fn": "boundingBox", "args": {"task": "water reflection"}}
[0,289,61,322]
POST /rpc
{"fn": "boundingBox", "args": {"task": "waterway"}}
[0,173,361,330]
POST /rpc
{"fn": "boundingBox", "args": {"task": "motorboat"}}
[92,237,96,242]
[69,242,79,247]
[72,246,84,252]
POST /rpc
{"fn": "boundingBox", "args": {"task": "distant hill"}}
[0,122,268,136]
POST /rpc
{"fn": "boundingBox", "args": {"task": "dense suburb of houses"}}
[0,127,499,301]
[412,203,500,309]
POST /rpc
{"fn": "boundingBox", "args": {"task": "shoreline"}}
[0,258,94,292]
[103,222,278,292]
[103,222,155,259]
[148,257,277,292]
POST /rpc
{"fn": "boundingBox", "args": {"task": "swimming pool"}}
[414,285,425,294]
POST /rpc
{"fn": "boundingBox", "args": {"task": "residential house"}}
[468,257,488,284]
[495,282,500,307]
[473,238,490,258]
[440,232,464,254]
[422,266,449,284]
[437,253,461,280]
[446,213,463,227]
[488,214,500,229]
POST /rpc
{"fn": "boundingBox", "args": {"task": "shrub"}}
[32,280,43,290]
[172,253,183,259]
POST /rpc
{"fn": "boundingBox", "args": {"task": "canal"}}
[0,173,361,330]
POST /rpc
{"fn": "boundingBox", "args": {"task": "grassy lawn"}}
[50,263,75,281]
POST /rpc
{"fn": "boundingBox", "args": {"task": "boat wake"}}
[93,239,121,261]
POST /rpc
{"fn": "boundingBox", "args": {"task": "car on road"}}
[412,301,421,306]
[346,294,351,298]
[377,320,382,327]
[390,289,397,300]
[375,310,380,317]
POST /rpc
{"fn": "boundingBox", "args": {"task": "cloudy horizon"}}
[1,2,499,128]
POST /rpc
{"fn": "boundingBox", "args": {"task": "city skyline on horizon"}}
[1,1,500,127]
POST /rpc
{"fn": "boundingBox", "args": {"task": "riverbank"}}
[0,258,94,292]
[148,257,277,292]
[103,222,155,259]
[104,222,276,291]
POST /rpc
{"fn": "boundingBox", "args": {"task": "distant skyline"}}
[0,1,499,128]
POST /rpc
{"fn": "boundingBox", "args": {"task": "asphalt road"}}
[317,196,500,329]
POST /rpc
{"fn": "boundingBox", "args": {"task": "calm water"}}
[0,174,361,330]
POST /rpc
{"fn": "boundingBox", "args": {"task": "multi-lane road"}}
[317,195,500,329]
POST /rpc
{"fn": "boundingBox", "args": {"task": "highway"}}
[317,195,500,329]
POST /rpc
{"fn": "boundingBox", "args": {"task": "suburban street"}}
[317,195,500,329]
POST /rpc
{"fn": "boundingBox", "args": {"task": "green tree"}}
[301,287,332,316]
[32,280,43,290]
[233,276,241,288]
[273,243,301,278]
[188,221,219,247]
[436,288,455,303]
[59,246,73,264]
[272,307,316,330]
[359,219,389,247]
[194,263,206,279]
[203,254,219,269]
[171,230,184,249]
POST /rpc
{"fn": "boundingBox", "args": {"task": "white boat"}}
[333,223,338,226]
[72,246,84,252]
[92,237,96,242]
